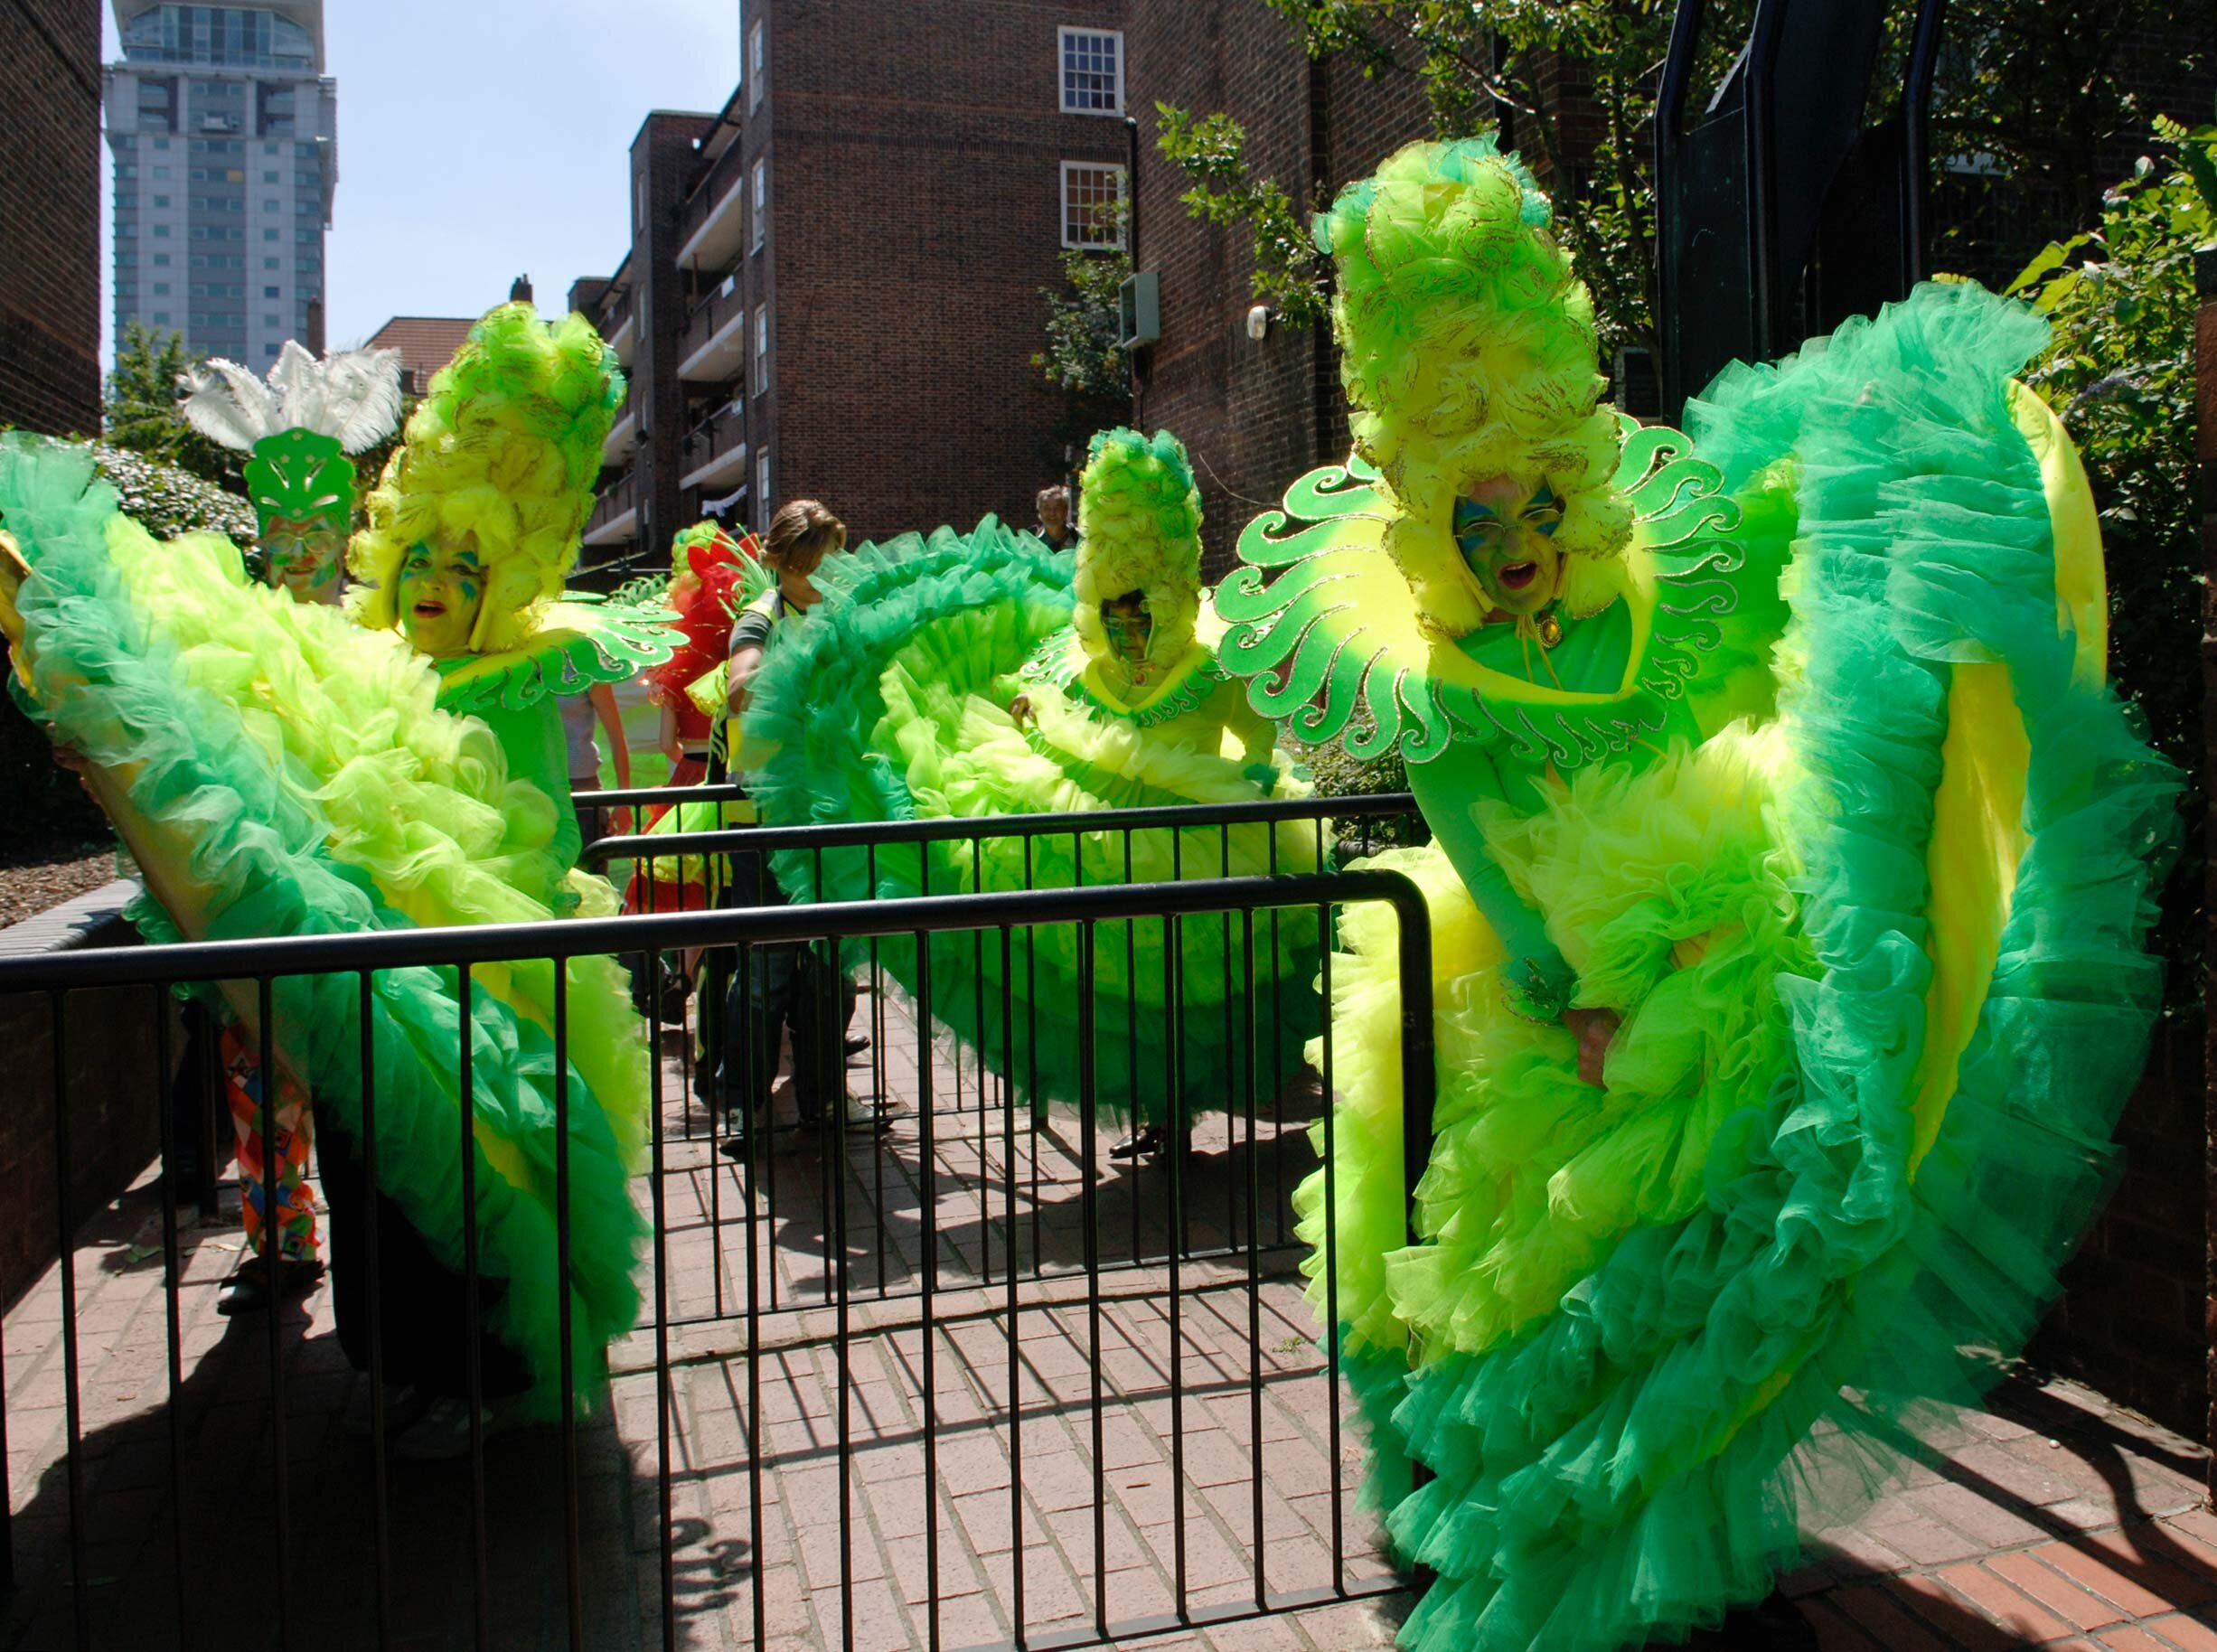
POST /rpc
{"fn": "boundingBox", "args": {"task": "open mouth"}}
[1496,560,1539,592]
[411,600,446,618]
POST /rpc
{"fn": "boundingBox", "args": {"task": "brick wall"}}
[769,0,1126,547]
[0,0,101,437]
[1127,0,1430,577]
[0,886,173,1312]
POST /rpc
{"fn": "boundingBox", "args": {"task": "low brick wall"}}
[0,880,177,1310]
[2034,1018,2207,1436]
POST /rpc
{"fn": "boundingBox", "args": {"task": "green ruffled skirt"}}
[739,519,1323,1124]
[1301,285,2179,1648]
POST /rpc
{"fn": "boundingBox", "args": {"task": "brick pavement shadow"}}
[750,1093,1327,1301]
[1786,1371,2217,1647]
[4,1190,718,1650]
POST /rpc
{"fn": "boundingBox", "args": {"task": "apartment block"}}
[103,1,338,367]
[573,0,1127,572]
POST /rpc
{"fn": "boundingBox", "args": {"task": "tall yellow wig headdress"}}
[1072,427,1204,675]
[1319,136,1631,636]
[347,304,624,655]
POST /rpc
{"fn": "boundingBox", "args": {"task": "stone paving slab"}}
[3,982,2214,1650]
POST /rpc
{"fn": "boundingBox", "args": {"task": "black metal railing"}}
[0,847,1433,1651]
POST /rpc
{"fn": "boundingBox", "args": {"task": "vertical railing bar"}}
[830,945,857,1652]
[1319,912,1344,1591]
[745,951,766,1652]
[646,948,676,1652]
[916,927,943,1652]
[554,961,583,1647]
[52,991,89,1652]
[457,963,491,1650]
[1164,921,1188,1623]
[358,971,392,1646]
[1000,922,1025,1646]
[974,839,991,1292]
[154,990,189,1645]
[255,975,294,1648]
[869,842,888,1297]
[1243,910,1266,1611]
[1077,922,1107,1638]
[1024,832,1040,1276]
[1123,830,1139,1269]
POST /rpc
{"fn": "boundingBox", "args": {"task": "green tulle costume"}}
[737,430,1323,1125]
[0,431,655,1420]
[1216,137,2179,1649]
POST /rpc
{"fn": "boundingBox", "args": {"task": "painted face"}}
[1101,592,1153,668]
[261,513,345,604]
[1452,478,1565,618]
[395,537,485,659]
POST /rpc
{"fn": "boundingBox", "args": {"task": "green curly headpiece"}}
[348,303,625,654]
[1318,136,1630,634]
[1073,427,1204,674]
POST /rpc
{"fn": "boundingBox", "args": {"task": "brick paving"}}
[3,981,2214,1650]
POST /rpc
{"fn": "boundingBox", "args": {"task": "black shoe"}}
[217,1255,324,1316]
[844,1035,869,1060]
[1689,1591,1817,1650]
[1109,1127,1165,1162]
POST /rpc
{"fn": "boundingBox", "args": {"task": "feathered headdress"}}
[346,304,625,656]
[1072,427,1204,678]
[178,342,404,530]
[646,521,771,702]
[1318,136,1631,635]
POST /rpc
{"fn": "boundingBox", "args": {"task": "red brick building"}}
[0,0,102,437]
[1124,8,1432,575]
[572,0,1129,575]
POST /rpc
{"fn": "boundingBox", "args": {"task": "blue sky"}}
[102,0,742,357]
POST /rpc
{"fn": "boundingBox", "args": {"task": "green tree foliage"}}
[2005,106,2216,1002]
[1155,108,1335,330]
[1033,248,1133,469]
[103,322,242,492]
[1161,0,2210,352]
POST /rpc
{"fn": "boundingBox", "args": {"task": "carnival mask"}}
[261,514,346,604]
[1101,591,1155,673]
[1452,479,1564,619]
[396,538,485,660]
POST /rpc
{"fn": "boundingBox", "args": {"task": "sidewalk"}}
[3,989,2212,1649]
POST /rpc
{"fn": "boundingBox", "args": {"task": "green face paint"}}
[1101,592,1155,671]
[395,539,485,659]
[1453,479,1565,618]
[260,514,346,605]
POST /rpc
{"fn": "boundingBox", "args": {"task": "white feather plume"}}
[176,345,405,455]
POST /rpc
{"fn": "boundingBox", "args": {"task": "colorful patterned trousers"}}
[220,1026,320,1263]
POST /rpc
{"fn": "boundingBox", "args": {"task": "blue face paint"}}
[1453,482,1567,617]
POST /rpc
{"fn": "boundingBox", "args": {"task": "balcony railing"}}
[675,123,752,270]
[679,397,747,492]
[678,276,749,381]
[582,465,639,548]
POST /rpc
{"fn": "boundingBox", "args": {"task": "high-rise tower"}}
[102,2,337,365]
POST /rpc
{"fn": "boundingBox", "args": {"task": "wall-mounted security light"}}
[1245,304,1273,343]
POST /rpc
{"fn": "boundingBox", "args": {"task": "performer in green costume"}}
[1217,137,2178,1649]
[349,305,674,881]
[739,427,1322,1136]
[174,343,407,1309]
[0,303,667,1450]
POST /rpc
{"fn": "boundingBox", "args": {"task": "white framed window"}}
[751,158,767,252]
[755,450,771,530]
[1058,28,1123,114]
[753,304,769,393]
[748,21,765,111]
[1059,162,1126,249]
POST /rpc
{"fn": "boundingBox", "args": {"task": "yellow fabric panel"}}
[2008,382,2108,690]
[1909,662,2032,1173]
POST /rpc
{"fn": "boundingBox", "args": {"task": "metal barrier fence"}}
[578,793,1426,1319]
[0,853,1434,1652]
